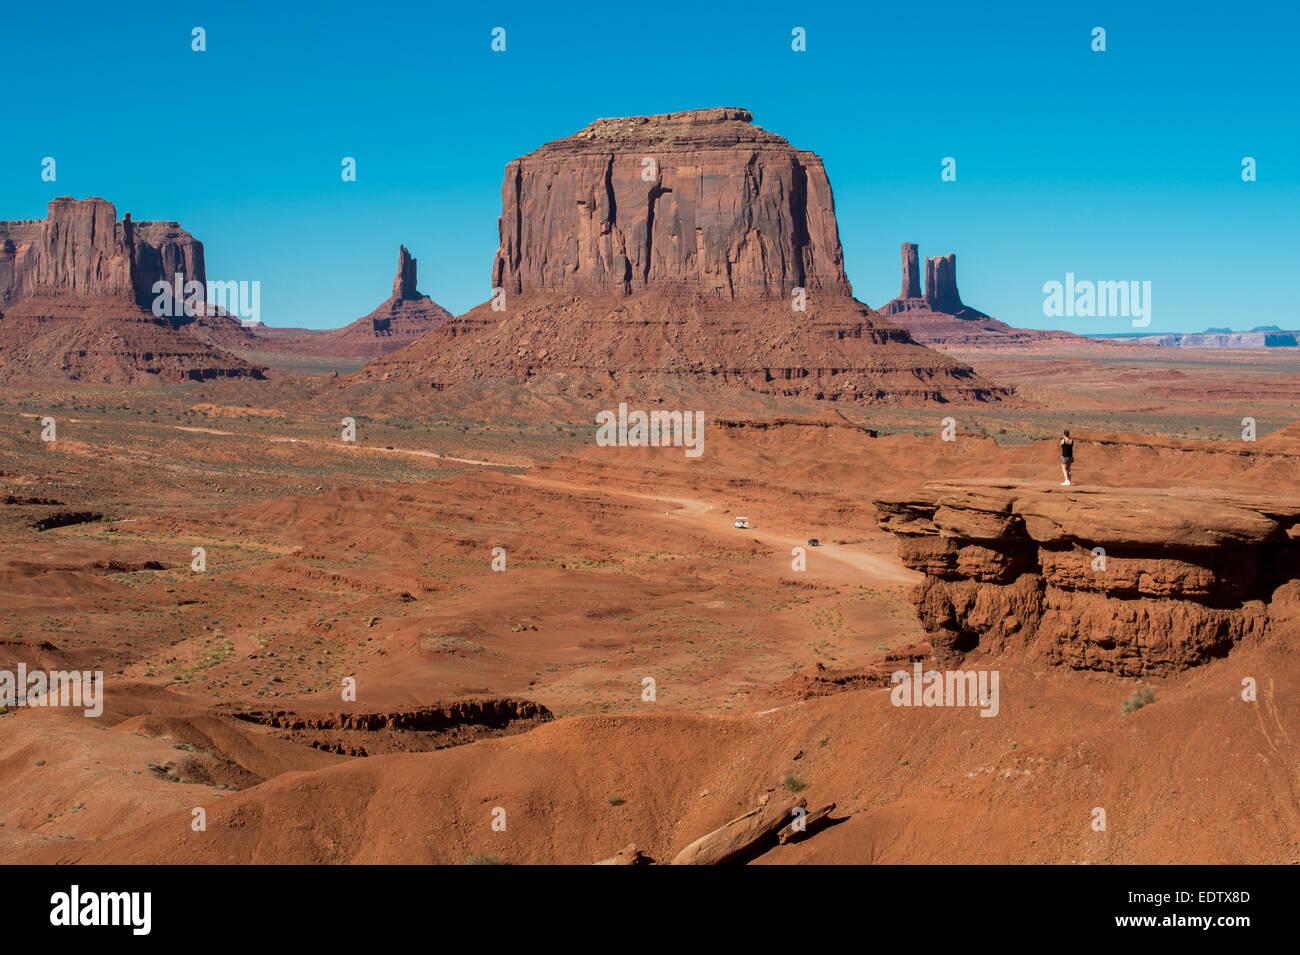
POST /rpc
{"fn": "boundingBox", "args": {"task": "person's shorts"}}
[1061,457,1073,465]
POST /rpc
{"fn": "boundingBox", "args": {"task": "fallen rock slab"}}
[671,797,806,865]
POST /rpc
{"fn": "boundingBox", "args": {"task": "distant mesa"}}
[0,197,263,383]
[1111,328,1300,349]
[355,108,1008,406]
[878,242,1076,347]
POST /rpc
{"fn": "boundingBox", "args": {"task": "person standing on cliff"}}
[1060,430,1075,486]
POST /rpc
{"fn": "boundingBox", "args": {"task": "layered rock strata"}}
[874,480,1300,674]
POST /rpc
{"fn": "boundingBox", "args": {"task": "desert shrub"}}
[466,853,502,865]
[1120,685,1156,715]
[783,774,807,793]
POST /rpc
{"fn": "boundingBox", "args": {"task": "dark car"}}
[807,538,820,547]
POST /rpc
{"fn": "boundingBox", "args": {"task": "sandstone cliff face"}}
[0,197,206,310]
[923,253,961,313]
[0,220,43,307]
[900,242,921,299]
[34,197,137,300]
[492,108,852,301]
[130,219,207,308]
[875,481,1300,675]
[392,245,419,300]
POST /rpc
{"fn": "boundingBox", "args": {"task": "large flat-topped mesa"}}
[492,107,852,301]
[354,109,1012,406]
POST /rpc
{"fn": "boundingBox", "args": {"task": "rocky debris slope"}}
[353,109,1009,406]
[874,480,1300,674]
[356,291,1006,404]
[0,296,264,383]
[878,243,1076,347]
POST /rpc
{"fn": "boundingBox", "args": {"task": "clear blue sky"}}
[5,0,1296,333]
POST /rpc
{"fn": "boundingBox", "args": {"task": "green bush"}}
[1120,685,1156,715]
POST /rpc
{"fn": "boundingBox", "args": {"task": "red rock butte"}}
[333,245,451,354]
[878,242,1076,347]
[1,196,206,310]
[246,245,453,360]
[355,108,1010,406]
[0,197,262,383]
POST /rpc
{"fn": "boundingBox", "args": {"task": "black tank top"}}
[1061,438,1074,460]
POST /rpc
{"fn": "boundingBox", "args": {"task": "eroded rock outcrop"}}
[229,697,553,756]
[354,109,1010,406]
[318,245,451,357]
[0,220,43,307]
[900,242,921,299]
[874,480,1300,675]
[923,253,961,314]
[392,245,419,299]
